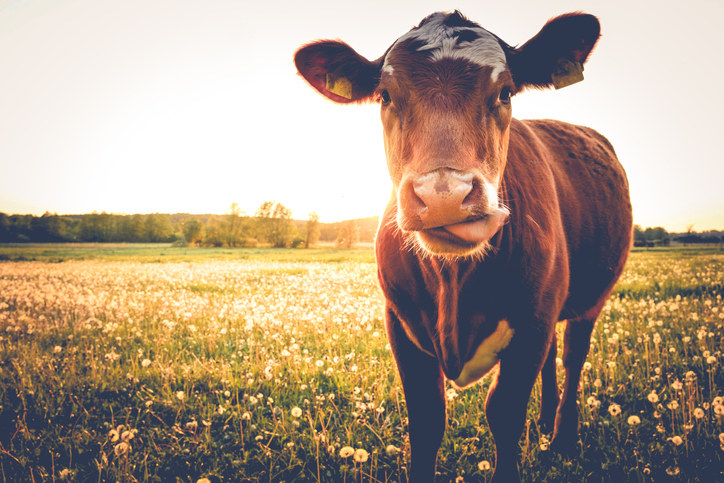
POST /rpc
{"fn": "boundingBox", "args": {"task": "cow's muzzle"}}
[397,168,508,253]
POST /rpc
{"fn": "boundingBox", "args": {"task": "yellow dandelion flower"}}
[339,446,354,458]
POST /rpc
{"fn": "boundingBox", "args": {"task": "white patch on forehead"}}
[382,12,508,81]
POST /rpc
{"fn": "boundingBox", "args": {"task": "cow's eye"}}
[380,89,391,104]
[499,86,512,104]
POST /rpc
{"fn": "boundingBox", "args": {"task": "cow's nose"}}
[398,169,483,230]
[412,170,475,213]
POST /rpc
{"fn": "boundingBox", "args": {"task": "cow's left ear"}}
[508,13,600,91]
[295,40,382,104]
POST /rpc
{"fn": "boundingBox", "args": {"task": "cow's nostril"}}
[462,178,482,209]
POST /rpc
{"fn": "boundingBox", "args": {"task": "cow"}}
[295,10,632,482]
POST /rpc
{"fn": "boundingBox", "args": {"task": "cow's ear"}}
[295,40,381,104]
[508,13,600,91]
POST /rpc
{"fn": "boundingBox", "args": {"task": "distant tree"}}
[183,218,204,246]
[336,220,359,248]
[255,201,296,247]
[305,212,320,248]
[0,213,10,242]
[225,202,252,247]
[633,225,645,243]
[144,214,174,242]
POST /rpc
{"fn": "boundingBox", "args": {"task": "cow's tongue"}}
[443,209,509,243]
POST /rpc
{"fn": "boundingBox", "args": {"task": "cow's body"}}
[295,10,632,482]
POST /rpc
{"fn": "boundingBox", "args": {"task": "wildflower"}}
[671,379,683,391]
[339,446,354,458]
[386,444,400,456]
[539,434,550,451]
[456,477,465,483]
[224,390,231,398]
[665,466,680,476]
[291,407,302,418]
[608,403,621,417]
[647,391,659,403]
[478,460,491,471]
[114,441,130,456]
[354,448,369,463]
[446,388,458,401]
[627,415,641,426]
[707,355,717,364]
[58,468,71,480]
[185,420,198,431]
[176,391,185,401]
[694,408,705,419]
[141,358,151,368]
[668,435,683,446]
[197,479,211,483]
[719,432,724,445]
[667,400,679,410]
[53,346,62,354]
[109,428,120,442]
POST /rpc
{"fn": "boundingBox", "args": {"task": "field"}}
[0,245,723,482]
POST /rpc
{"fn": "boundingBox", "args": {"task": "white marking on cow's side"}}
[382,63,394,75]
[453,319,514,388]
[382,12,508,82]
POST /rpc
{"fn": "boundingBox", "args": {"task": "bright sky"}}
[1,0,723,231]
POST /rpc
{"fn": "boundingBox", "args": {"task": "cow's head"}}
[295,11,600,257]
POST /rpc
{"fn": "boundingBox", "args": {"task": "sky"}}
[1,0,723,231]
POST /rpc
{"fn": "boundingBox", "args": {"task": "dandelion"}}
[694,407,705,419]
[608,403,621,417]
[478,460,491,471]
[141,358,151,368]
[669,435,684,446]
[53,345,62,354]
[647,391,659,403]
[667,400,679,410]
[114,441,130,456]
[386,444,400,456]
[339,446,354,458]
[354,448,369,463]
[719,433,724,445]
[176,391,185,401]
[197,479,211,483]
[539,434,550,451]
[628,415,641,426]
[665,466,680,476]
[671,379,683,391]
[446,388,458,401]
[291,407,302,418]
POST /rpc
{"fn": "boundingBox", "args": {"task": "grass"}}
[0,245,722,482]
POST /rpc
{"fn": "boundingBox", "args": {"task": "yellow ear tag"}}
[325,74,353,99]
[551,58,584,89]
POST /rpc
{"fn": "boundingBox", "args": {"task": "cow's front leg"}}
[485,324,553,483]
[385,308,445,483]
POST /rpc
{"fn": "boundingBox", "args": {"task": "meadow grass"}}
[0,245,722,482]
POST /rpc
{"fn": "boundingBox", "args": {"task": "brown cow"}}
[295,10,632,482]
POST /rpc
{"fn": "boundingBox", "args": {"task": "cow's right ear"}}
[294,41,381,104]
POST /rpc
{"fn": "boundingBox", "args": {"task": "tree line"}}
[0,202,377,248]
[633,225,723,247]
